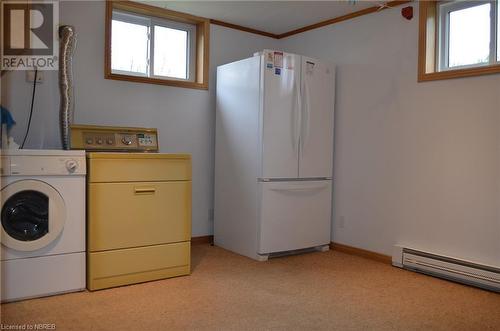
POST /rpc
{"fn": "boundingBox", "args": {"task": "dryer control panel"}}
[70,125,159,152]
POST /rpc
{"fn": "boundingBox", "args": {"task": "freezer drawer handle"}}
[270,184,327,192]
[134,187,156,195]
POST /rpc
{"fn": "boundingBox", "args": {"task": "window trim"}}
[105,1,209,90]
[418,1,500,82]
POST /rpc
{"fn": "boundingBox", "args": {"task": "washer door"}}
[1,180,66,251]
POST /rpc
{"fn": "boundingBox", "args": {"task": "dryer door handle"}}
[134,187,156,195]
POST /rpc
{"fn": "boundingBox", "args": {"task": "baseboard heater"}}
[392,245,500,292]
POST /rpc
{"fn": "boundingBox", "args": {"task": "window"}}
[153,25,190,79]
[111,10,195,80]
[418,1,500,81]
[111,13,150,76]
[105,1,209,89]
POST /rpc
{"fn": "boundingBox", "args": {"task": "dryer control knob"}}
[121,136,133,145]
[66,160,78,173]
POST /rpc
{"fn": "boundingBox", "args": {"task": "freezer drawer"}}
[258,180,332,254]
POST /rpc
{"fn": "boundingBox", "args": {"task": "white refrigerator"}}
[214,49,335,261]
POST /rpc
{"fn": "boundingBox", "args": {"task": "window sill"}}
[105,72,209,90]
[418,64,500,82]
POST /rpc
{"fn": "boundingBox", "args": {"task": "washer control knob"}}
[122,136,133,145]
[66,159,78,173]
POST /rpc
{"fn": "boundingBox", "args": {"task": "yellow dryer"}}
[71,125,191,290]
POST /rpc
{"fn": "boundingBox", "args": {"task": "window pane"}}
[448,3,490,68]
[153,26,188,79]
[111,20,149,75]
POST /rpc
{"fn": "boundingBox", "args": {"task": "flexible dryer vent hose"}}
[59,25,77,150]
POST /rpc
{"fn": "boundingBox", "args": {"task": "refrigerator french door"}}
[261,53,301,179]
[298,56,335,178]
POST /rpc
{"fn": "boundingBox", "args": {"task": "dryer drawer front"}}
[87,241,190,291]
[88,181,191,251]
[87,157,191,183]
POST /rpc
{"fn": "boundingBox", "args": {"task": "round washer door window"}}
[1,180,66,251]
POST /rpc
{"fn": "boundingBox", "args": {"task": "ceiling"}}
[143,1,381,35]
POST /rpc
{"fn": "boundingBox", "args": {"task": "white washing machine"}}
[1,149,86,302]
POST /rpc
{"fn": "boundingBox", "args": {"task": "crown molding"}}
[210,1,413,39]
[277,0,412,39]
[210,19,279,39]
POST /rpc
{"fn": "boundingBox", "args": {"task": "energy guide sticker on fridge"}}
[274,52,283,68]
[266,52,274,69]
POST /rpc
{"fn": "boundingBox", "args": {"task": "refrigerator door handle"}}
[292,75,301,154]
[300,77,311,155]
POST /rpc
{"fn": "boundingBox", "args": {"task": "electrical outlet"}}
[26,70,43,83]
[338,216,345,229]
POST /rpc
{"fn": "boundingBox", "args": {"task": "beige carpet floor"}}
[1,244,500,331]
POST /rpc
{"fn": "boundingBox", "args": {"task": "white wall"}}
[281,6,500,266]
[0,1,277,236]
[1,70,61,149]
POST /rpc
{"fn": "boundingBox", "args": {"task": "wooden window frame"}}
[105,1,209,90]
[418,0,500,82]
